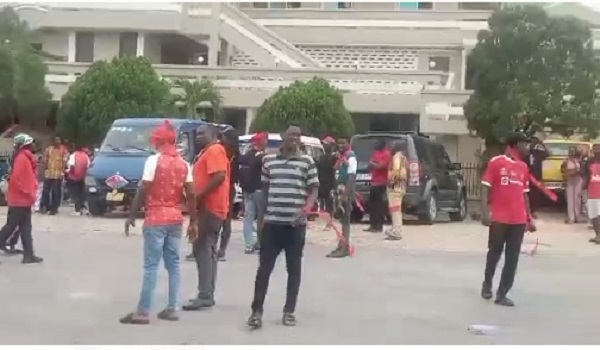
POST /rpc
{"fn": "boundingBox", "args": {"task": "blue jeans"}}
[243,191,264,248]
[137,224,182,314]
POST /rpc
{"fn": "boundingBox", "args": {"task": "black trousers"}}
[318,187,334,216]
[483,222,526,297]
[251,223,306,314]
[218,188,236,254]
[41,178,62,213]
[369,185,387,230]
[6,227,20,247]
[68,179,86,212]
[0,207,34,257]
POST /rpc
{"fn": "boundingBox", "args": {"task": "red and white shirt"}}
[142,153,193,226]
[481,155,530,225]
[587,161,600,199]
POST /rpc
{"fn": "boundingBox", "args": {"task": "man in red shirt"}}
[480,132,535,307]
[0,133,42,264]
[120,121,197,325]
[365,139,391,233]
[583,143,600,244]
[184,124,230,311]
[66,144,90,215]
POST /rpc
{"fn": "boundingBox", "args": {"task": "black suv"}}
[351,132,467,224]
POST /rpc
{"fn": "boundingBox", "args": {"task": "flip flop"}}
[119,312,149,325]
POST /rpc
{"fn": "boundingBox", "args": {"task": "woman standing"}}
[563,147,583,224]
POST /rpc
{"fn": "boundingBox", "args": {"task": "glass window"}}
[418,2,433,9]
[252,2,268,8]
[100,125,156,154]
[545,142,590,157]
[338,2,353,9]
[351,135,409,171]
[458,2,501,10]
[269,2,286,8]
[177,132,190,157]
[287,2,301,8]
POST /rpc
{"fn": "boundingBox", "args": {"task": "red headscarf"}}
[322,136,335,145]
[150,120,177,156]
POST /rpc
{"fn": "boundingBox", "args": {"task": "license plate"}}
[544,182,563,189]
[357,174,371,181]
[106,190,124,202]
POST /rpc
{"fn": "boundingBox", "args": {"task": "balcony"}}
[45,62,465,114]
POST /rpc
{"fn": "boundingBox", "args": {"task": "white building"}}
[11,2,599,162]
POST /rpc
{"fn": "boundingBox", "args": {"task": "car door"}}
[434,145,458,207]
[431,144,451,205]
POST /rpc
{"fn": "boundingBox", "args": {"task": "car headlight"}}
[85,176,97,186]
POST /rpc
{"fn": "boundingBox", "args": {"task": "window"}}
[252,2,268,8]
[177,132,191,157]
[287,2,301,8]
[30,43,42,51]
[119,32,137,58]
[435,145,452,169]
[458,2,501,10]
[269,2,286,8]
[428,56,450,72]
[338,2,353,9]
[397,2,433,10]
[75,31,94,63]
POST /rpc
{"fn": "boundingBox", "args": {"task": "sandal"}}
[119,312,150,325]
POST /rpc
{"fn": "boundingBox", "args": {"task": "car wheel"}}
[88,200,107,217]
[418,191,437,225]
[449,193,467,222]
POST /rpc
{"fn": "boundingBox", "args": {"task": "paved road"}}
[0,210,599,345]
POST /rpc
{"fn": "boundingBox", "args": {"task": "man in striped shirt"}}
[247,124,319,329]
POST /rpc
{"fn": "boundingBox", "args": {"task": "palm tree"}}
[174,77,222,121]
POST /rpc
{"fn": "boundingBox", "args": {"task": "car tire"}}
[418,191,438,225]
[88,200,107,217]
[449,192,467,222]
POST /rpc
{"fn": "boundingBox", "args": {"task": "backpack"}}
[237,149,262,193]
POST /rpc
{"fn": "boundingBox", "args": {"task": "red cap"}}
[322,136,335,144]
[251,132,268,145]
[150,120,176,146]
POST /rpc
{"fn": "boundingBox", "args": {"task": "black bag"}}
[238,149,261,193]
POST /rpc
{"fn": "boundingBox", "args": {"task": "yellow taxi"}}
[542,139,592,192]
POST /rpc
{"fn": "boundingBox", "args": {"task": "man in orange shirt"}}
[183,124,230,311]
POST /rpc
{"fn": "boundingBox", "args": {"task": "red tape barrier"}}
[308,211,356,257]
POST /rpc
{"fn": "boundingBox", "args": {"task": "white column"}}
[460,48,467,90]
[208,2,221,66]
[245,108,256,134]
[67,31,76,63]
[136,32,145,57]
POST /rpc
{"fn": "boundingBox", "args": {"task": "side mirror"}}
[452,162,462,171]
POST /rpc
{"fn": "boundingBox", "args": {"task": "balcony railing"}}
[45,62,451,95]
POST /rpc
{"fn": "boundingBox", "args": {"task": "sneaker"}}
[182,298,215,311]
[326,248,349,258]
[185,253,195,261]
[282,312,297,327]
[494,296,515,307]
[244,247,255,254]
[119,312,150,325]
[481,283,493,300]
[157,309,179,321]
[22,256,43,264]
[247,311,263,329]
[217,250,226,262]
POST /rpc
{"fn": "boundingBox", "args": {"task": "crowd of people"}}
[2,122,599,327]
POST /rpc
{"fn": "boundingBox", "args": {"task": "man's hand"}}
[124,218,135,236]
[527,220,537,233]
[186,221,199,243]
[481,209,491,227]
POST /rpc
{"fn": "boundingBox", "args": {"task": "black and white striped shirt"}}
[262,151,319,224]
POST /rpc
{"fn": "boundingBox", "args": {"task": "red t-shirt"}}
[587,162,600,199]
[481,155,530,225]
[370,149,391,186]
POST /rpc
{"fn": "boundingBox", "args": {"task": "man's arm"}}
[257,156,270,230]
[197,147,228,199]
[11,154,36,201]
[184,163,197,221]
[304,158,320,211]
[344,156,357,199]
[127,155,158,223]
[480,159,497,225]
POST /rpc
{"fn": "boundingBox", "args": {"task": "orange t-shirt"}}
[193,143,230,219]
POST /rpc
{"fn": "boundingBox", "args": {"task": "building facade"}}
[11,2,599,162]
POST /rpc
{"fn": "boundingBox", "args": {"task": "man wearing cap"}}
[480,132,535,307]
[238,132,267,253]
[121,121,197,325]
[317,136,337,227]
[0,133,43,264]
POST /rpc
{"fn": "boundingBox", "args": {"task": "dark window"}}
[252,2,268,8]
[458,2,501,10]
[338,2,353,9]
[269,2,286,8]
[433,144,452,169]
[413,137,433,166]
[418,2,433,9]
[75,31,94,63]
[119,32,138,58]
[287,2,301,8]
[428,56,450,72]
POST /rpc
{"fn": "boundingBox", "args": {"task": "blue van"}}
[85,118,232,216]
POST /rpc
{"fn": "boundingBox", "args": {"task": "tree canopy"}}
[0,6,51,130]
[56,56,172,145]
[250,77,354,138]
[464,4,600,146]
[173,77,222,121]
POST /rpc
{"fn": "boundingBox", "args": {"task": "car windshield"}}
[351,136,408,171]
[100,125,156,154]
[545,142,590,157]
[240,140,282,155]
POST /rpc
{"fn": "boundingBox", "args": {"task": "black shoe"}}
[384,235,402,241]
[282,312,296,327]
[326,248,349,258]
[494,296,515,307]
[1,246,22,256]
[22,256,43,264]
[157,308,179,321]
[182,298,215,311]
[185,253,195,262]
[245,247,255,254]
[247,311,263,329]
[217,250,226,262]
[481,283,493,300]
